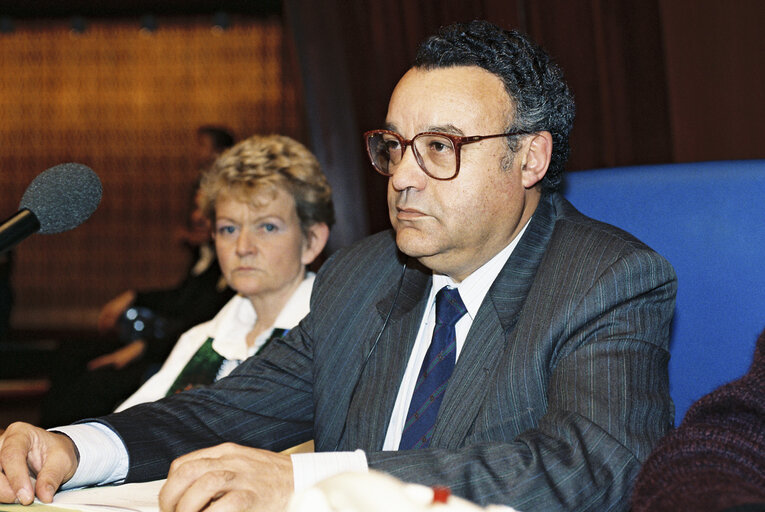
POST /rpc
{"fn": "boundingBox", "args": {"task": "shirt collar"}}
[210,272,315,360]
[272,272,315,330]
[431,219,531,320]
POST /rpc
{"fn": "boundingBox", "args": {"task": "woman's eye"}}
[217,225,236,235]
[261,223,277,233]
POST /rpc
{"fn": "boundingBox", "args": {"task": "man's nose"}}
[389,146,427,191]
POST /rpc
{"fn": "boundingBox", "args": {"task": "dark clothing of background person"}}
[0,251,12,342]
[631,327,765,512]
[39,249,233,428]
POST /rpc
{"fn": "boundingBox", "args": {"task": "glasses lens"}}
[413,134,456,179]
[367,132,403,176]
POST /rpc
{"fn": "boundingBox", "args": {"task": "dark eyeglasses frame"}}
[364,129,530,180]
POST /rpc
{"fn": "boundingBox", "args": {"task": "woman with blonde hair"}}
[118,134,334,409]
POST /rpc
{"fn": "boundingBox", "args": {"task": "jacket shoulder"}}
[553,195,674,272]
[318,230,403,282]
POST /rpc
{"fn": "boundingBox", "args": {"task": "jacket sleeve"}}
[98,320,317,482]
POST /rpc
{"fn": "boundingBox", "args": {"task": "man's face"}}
[386,66,539,281]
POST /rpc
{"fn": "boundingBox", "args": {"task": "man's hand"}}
[87,340,147,371]
[159,443,293,512]
[0,422,79,504]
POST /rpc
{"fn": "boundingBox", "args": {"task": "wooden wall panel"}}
[0,17,303,329]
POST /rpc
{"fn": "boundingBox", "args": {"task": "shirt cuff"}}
[50,423,129,490]
[290,450,368,492]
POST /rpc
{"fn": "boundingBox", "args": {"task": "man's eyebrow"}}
[427,124,465,136]
[382,123,466,136]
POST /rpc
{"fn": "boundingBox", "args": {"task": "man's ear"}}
[301,223,330,266]
[520,131,553,189]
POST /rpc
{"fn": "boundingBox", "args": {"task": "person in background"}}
[93,125,237,358]
[87,184,227,372]
[38,127,237,427]
[631,327,765,512]
[117,134,333,410]
[83,125,237,372]
[195,125,235,172]
[0,21,676,512]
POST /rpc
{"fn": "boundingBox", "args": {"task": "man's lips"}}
[396,207,427,221]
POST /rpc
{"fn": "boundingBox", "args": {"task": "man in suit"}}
[0,20,676,511]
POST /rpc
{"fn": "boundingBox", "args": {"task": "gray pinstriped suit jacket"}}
[102,191,676,511]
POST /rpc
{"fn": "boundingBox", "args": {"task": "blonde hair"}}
[199,134,334,231]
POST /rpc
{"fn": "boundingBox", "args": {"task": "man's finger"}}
[172,470,236,512]
[202,489,255,512]
[33,478,59,504]
[171,443,238,466]
[0,475,19,504]
[34,448,77,503]
[0,435,35,504]
[0,425,79,505]
[160,457,216,512]
[160,446,239,512]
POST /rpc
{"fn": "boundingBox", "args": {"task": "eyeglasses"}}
[364,129,529,180]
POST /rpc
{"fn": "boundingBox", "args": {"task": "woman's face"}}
[213,188,315,303]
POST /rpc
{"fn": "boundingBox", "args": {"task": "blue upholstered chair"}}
[563,160,765,425]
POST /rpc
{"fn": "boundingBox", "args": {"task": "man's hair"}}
[199,134,335,232]
[197,125,236,153]
[414,20,575,191]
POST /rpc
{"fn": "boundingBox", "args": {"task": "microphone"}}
[0,163,103,254]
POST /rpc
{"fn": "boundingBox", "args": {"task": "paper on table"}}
[0,504,77,512]
[40,480,165,512]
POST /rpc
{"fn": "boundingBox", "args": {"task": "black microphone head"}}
[19,163,102,234]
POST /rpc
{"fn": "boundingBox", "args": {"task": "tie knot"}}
[435,286,466,327]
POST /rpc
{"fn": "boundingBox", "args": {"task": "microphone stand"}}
[0,209,40,254]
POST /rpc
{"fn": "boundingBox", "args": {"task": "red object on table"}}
[432,486,451,504]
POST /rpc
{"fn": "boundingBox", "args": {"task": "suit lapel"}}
[343,258,432,450]
[431,193,560,448]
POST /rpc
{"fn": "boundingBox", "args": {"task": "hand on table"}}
[87,339,147,371]
[0,422,79,504]
[159,443,293,512]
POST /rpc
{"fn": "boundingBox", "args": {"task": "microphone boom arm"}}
[0,209,40,254]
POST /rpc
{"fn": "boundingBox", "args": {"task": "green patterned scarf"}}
[166,328,288,396]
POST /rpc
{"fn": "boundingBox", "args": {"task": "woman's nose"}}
[235,231,256,256]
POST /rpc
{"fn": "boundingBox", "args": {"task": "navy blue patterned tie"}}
[399,286,467,449]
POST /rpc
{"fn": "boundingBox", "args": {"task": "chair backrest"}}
[563,160,765,425]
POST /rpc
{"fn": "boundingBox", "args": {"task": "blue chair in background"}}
[563,160,765,425]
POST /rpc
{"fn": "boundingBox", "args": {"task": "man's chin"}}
[394,228,439,260]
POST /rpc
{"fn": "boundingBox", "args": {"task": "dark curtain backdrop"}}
[284,0,674,236]
[659,0,765,162]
